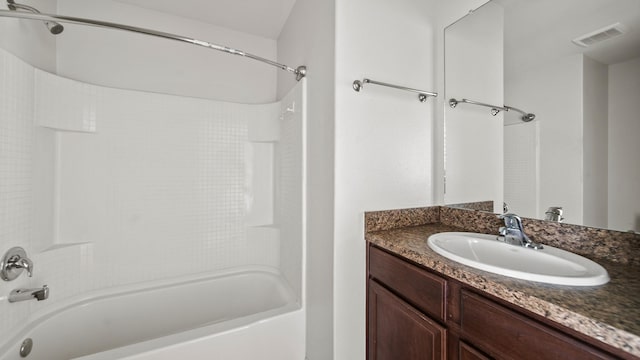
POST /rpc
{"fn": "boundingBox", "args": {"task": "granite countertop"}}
[366,223,640,358]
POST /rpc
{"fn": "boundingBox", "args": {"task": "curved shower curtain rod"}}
[0,9,307,81]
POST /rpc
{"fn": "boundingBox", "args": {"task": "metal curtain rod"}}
[352,78,438,103]
[0,8,307,81]
[503,105,536,122]
[449,98,507,116]
[449,98,536,122]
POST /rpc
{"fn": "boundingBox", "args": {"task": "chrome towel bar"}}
[353,78,437,103]
[449,98,508,116]
[449,98,535,122]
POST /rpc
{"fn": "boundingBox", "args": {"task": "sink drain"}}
[19,338,33,358]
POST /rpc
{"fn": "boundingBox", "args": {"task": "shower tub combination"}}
[0,267,304,360]
[1,3,307,359]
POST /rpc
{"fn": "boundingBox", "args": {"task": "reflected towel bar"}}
[353,78,437,103]
[449,98,508,116]
[449,98,535,122]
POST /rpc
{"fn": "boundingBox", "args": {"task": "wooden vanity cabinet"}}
[368,281,446,360]
[368,246,447,360]
[367,244,628,360]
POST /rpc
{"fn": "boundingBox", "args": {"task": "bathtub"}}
[0,267,305,360]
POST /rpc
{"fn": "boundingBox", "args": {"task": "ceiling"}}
[495,0,640,76]
[114,0,298,39]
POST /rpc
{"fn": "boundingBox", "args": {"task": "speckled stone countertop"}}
[365,206,640,358]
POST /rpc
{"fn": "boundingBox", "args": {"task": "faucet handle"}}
[1,247,33,281]
[15,257,33,277]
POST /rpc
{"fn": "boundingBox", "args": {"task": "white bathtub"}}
[0,267,305,360]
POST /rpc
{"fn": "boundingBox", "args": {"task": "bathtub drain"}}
[19,338,32,358]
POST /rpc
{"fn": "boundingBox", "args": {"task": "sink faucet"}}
[497,214,543,250]
[8,285,49,303]
[545,207,564,222]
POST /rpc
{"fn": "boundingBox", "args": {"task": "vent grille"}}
[572,23,627,47]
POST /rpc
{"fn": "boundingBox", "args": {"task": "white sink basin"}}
[427,232,610,286]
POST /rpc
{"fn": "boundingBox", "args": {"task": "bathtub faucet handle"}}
[15,256,33,277]
[1,247,34,281]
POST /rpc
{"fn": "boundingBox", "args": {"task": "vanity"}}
[365,206,640,360]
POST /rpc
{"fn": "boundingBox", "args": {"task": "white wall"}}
[504,121,539,217]
[583,57,608,229]
[334,0,440,358]
[278,0,335,359]
[608,56,640,232]
[504,54,584,223]
[444,2,504,213]
[56,0,277,103]
[278,1,486,358]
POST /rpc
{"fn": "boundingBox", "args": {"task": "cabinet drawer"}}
[460,290,615,360]
[369,245,446,322]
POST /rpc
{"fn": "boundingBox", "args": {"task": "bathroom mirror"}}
[444,0,640,232]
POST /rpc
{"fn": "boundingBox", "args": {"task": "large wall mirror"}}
[444,0,640,232]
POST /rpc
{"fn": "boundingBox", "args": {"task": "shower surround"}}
[0,48,305,356]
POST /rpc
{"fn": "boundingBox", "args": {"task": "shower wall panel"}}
[0,48,57,342]
[0,48,37,339]
[276,80,306,301]
[55,82,281,286]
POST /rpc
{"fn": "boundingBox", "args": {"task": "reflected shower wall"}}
[0,47,305,339]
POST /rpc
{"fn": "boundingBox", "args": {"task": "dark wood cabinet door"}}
[368,280,446,360]
[459,342,492,360]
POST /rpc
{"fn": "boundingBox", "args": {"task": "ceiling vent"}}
[572,23,627,47]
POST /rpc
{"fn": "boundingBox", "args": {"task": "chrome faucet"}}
[497,214,543,250]
[545,207,564,222]
[9,285,49,303]
[1,247,34,281]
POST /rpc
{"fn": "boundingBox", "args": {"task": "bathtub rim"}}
[0,265,300,359]
[76,303,304,360]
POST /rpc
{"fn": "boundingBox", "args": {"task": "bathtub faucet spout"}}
[8,285,49,302]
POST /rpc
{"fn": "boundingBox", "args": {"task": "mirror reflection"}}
[444,0,640,232]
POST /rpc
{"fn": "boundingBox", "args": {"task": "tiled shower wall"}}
[52,74,281,284]
[0,48,304,341]
[0,46,39,339]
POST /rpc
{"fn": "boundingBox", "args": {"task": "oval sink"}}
[427,232,609,286]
